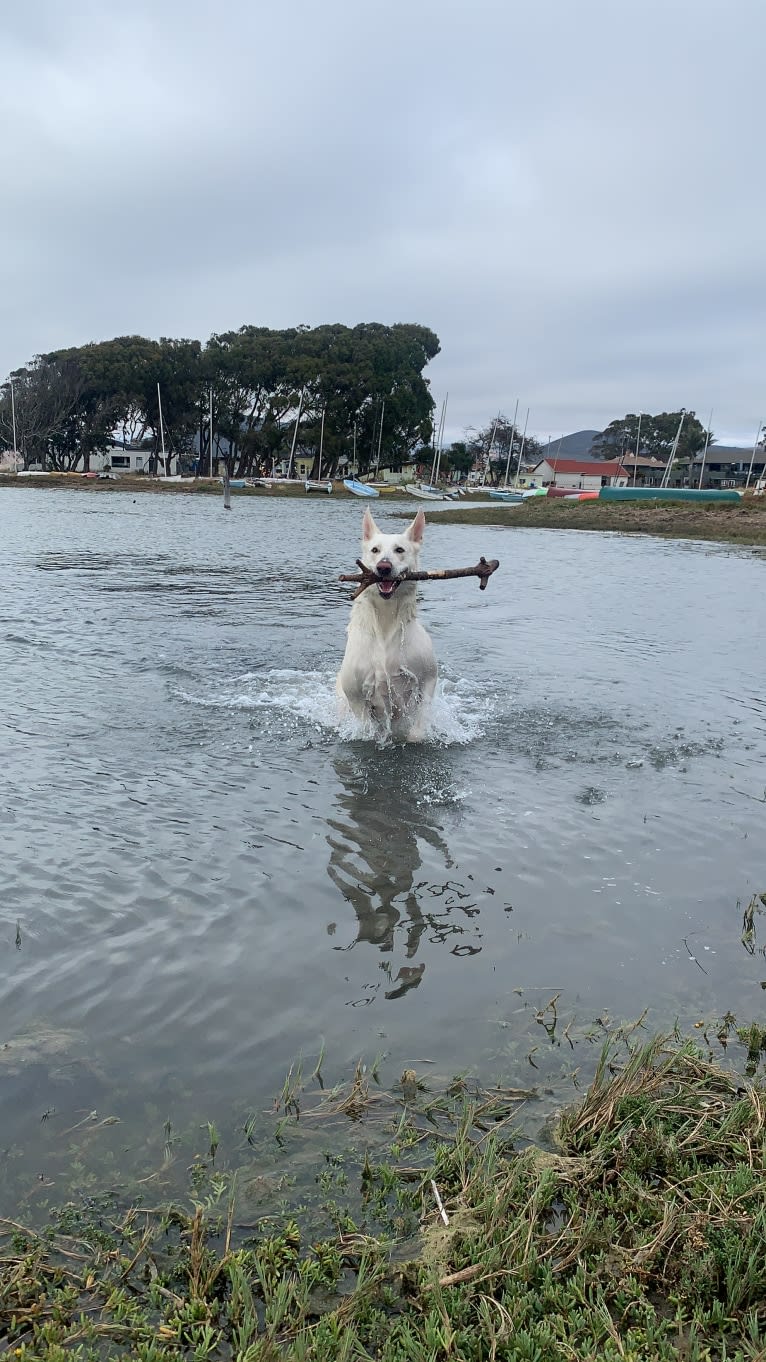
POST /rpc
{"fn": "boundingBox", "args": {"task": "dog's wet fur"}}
[337,508,437,742]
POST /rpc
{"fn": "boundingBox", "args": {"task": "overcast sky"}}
[2,0,764,446]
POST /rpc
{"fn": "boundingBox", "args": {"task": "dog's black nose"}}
[377,559,393,577]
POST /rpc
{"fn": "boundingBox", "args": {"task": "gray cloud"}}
[2,0,764,446]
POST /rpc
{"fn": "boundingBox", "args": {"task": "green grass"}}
[3,1030,766,1359]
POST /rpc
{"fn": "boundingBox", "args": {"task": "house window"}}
[111,455,130,468]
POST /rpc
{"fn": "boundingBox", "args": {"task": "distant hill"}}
[545,430,600,458]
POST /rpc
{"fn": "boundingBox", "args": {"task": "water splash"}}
[176,668,493,747]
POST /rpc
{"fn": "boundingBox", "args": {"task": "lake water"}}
[1,487,765,1207]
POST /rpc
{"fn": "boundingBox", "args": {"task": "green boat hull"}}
[599,487,741,504]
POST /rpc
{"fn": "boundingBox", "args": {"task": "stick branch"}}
[339,557,499,601]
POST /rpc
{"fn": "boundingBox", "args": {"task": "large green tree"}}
[592,411,711,465]
[203,322,440,478]
[442,441,473,477]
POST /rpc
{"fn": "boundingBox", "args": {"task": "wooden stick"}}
[339,557,499,601]
[439,1263,484,1288]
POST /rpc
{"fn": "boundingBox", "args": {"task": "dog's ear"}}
[404,509,426,544]
[362,507,379,540]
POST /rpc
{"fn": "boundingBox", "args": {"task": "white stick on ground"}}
[431,1179,449,1226]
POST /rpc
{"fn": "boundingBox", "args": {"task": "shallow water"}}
[1,487,765,1202]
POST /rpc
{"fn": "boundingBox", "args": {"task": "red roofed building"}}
[530,457,628,490]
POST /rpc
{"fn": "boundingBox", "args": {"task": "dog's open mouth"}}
[377,578,397,598]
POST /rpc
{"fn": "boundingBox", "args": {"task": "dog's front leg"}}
[362,669,392,727]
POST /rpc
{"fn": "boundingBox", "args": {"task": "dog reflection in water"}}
[326,748,468,1001]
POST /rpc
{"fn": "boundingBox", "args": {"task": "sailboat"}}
[342,412,379,495]
[154,383,183,480]
[488,487,522,502]
[489,400,524,501]
[344,478,379,497]
[406,485,448,500]
[407,396,457,499]
[305,407,333,493]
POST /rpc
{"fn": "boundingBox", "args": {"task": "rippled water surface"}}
[2,487,765,1200]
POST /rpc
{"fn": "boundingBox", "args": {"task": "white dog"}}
[337,507,437,742]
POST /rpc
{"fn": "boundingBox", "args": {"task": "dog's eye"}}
[371,546,380,554]
[394,546,405,555]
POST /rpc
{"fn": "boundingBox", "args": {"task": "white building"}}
[93,444,179,476]
[530,457,628,490]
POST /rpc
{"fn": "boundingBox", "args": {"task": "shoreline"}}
[424,493,766,547]
[3,1020,765,1359]
[0,473,324,499]
[3,474,766,547]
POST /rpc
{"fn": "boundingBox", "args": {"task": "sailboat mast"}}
[552,435,563,484]
[697,409,713,490]
[10,376,18,472]
[317,407,325,483]
[208,387,214,478]
[745,419,763,489]
[374,400,385,479]
[429,401,441,487]
[287,388,304,479]
[157,383,167,475]
[434,394,448,485]
[513,408,529,488]
[631,413,642,486]
[660,410,686,489]
[482,415,499,486]
[503,398,519,488]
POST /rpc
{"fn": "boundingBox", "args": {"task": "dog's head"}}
[360,507,425,600]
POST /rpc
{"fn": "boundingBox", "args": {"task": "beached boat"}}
[343,478,379,498]
[253,477,306,488]
[406,485,448,501]
[303,409,333,494]
[488,488,524,502]
[546,486,596,498]
[406,396,453,500]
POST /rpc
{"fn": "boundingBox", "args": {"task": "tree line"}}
[0,325,726,484]
[448,409,715,484]
[0,323,440,477]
